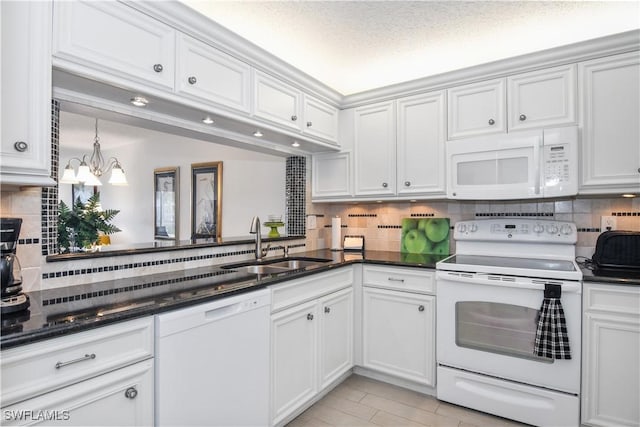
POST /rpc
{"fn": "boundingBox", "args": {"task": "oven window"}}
[455,301,552,363]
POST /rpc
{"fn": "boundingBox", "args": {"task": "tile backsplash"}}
[306,197,640,258]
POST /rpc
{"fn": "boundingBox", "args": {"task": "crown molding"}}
[341,30,640,108]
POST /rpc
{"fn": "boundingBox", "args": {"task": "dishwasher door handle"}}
[205,302,244,321]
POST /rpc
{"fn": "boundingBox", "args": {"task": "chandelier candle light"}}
[60,118,128,186]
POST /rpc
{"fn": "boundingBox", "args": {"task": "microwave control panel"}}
[543,144,571,186]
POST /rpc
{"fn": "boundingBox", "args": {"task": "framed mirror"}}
[191,161,223,239]
[154,167,179,240]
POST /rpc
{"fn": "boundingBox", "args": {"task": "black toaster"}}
[592,231,640,271]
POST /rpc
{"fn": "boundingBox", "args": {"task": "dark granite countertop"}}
[1,250,447,349]
[580,267,640,286]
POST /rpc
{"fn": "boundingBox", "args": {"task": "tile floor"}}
[287,375,529,427]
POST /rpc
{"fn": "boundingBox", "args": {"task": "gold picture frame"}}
[154,167,179,240]
[191,161,223,239]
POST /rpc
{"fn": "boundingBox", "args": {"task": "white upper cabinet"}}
[53,1,176,91]
[448,65,577,139]
[253,70,303,131]
[448,78,506,139]
[0,1,53,186]
[175,34,251,113]
[354,101,397,196]
[312,152,352,198]
[507,64,577,131]
[396,91,446,196]
[578,51,640,194]
[303,94,339,143]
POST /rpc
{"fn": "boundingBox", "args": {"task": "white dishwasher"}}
[155,288,271,426]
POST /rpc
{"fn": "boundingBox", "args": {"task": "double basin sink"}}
[221,257,332,276]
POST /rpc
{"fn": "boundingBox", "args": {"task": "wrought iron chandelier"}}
[60,118,128,186]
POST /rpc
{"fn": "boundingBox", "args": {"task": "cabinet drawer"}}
[363,265,434,294]
[1,317,153,407]
[584,283,640,317]
[271,267,353,313]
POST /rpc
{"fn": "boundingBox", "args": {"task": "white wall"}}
[59,121,286,245]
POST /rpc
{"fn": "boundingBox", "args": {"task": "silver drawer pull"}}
[388,277,405,283]
[55,353,96,369]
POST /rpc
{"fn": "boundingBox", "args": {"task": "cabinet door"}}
[53,1,175,90]
[303,94,339,143]
[0,1,53,186]
[582,313,640,427]
[253,70,302,130]
[396,91,446,196]
[175,34,251,113]
[1,360,153,427]
[448,78,506,139]
[311,151,352,198]
[582,283,640,427]
[319,288,353,389]
[362,287,435,386]
[271,300,318,425]
[579,52,640,194]
[354,101,396,196]
[508,64,577,131]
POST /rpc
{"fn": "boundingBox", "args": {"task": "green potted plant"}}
[58,193,121,252]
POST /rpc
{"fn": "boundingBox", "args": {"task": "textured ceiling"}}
[181,0,640,95]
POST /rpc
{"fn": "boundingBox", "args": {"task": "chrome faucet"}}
[249,216,270,261]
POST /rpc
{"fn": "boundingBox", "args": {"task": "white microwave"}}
[446,126,578,200]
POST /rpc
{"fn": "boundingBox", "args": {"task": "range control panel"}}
[454,219,577,244]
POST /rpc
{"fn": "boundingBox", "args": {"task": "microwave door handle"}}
[534,137,542,195]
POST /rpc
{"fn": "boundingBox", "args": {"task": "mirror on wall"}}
[55,104,288,256]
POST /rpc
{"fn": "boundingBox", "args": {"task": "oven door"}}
[436,270,581,394]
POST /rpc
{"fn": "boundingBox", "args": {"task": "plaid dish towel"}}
[534,283,571,360]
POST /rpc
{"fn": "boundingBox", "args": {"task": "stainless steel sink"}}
[221,257,332,275]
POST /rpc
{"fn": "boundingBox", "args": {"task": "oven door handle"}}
[436,271,582,294]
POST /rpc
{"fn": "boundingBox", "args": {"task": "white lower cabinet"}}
[1,360,153,427]
[270,268,354,426]
[582,282,640,427]
[361,265,435,387]
[0,318,154,426]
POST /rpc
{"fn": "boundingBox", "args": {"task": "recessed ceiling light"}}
[253,130,263,137]
[291,141,300,148]
[622,193,636,198]
[130,96,149,107]
[410,200,417,203]
[202,116,214,124]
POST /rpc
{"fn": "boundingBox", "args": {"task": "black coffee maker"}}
[1,218,30,314]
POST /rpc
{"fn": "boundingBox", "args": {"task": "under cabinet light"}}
[130,96,149,107]
[202,116,214,124]
[253,130,263,137]
[291,141,300,148]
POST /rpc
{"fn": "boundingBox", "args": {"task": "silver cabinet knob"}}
[188,76,197,85]
[488,119,495,125]
[418,305,425,312]
[124,387,138,399]
[404,181,411,187]
[13,141,28,152]
[382,182,388,188]
[519,114,527,121]
[153,64,163,72]
[291,115,298,121]
[306,121,312,127]
[324,306,330,313]
[307,313,314,320]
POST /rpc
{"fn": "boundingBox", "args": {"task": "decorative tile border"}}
[286,156,306,236]
[377,225,402,229]
[612,212,640,216]
[18,238,40,245]
[410,213,435,217]
[348,214,377,218]
[41,269,236,307]
[577,228,601,233]
[475,212,554,217]
[41,99,60,256]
